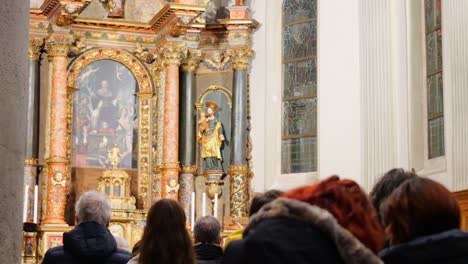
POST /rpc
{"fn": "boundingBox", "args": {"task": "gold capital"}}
[45,34,74,58]
[227,47,254,70]
[159,42,187,66]
[29,38,44,61]
[181,49,202,72]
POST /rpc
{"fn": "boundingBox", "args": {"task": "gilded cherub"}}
[108,144,121,169]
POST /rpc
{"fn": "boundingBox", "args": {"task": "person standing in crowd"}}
[370,168,417,223]
[42,191,131,264]
[380,176,468,263]
[193,216,223,264]
[222,176,384,264]
[223,189,283,249]
[127,199,195,264]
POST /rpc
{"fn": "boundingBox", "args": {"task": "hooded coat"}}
[222,198,383,264]
[380,229,468,264]
[42,221,131,264]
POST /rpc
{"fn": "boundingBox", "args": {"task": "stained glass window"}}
[282,0,317,173]
[425,0,445,159]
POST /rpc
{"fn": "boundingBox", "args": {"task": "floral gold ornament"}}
[45,34,74,58]
[227,47,254,70]
[159,42,187,66]
[28,38,44,61]
[181,49,203,72]
[203,51,232,71]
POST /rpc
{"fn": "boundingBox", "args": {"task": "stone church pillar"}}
[160,42,186,200]
[43,33,74,225]
[23,38,44,223]
[227,47,253,219]
[179,50,202,221]
[0,0,30,262]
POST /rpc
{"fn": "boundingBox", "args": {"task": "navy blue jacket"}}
[380,229,468,264]
[42,221,131,264]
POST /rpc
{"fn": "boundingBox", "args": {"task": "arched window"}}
[425,0,445,159]
[282,0,317,174]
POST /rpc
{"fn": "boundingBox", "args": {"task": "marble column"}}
[227,47,253,218]
[160,42,186,200]
[0,0,30,261]
[24,38,44,223]
[179,50,202,220]
[43,34,74,225]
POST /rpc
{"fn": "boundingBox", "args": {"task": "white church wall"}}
[250,0,468,193]
[317,0,363,185]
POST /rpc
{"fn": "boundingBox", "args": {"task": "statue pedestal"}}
[205,170,224,201]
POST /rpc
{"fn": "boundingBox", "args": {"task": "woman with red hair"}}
[222,176,384,264]
[379,176,468,263]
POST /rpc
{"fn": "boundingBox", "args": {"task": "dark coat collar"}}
[380,229,468,264]
[194,243,223,261]
[244,198,383,264]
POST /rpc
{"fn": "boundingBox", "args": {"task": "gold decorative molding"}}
[29,38,44,61]
[159,42,187,66]
[227,47,254,70]
[25,158,40,167]
[181,49,202,72]
[68,48,154,94]
[46,156,69,164]
[199,85,232,108]
[180,165,197,174]
[228,164,249,174]
[160,162,181,170]
[136,92,155,99]
[45,34,74,58]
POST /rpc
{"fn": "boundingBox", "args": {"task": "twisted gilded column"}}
[43,34,73,224]
[160,42,187,200]
[227,47,253,219]
[179,50,202,221]
[24,38,44,223]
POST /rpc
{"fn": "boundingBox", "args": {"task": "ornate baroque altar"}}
[24,0,257,263]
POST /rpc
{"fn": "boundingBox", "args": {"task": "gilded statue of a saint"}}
[198,101,225,171]
[108,144,121,169]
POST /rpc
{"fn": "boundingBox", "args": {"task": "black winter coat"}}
[194,243,223,264]
[42,221,131,264]
[380,229,468,264]
[222,198,382,264]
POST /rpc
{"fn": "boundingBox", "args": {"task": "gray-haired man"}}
[193,216,223,264]
[42,191,131,264]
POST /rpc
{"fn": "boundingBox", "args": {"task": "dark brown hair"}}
[249,190,284,217]
[370,168,417,223]
[381,177,461,246]
[138,199,195,264]
[283,176,384,253]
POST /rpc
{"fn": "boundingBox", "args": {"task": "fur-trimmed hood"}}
[243,198,383,264]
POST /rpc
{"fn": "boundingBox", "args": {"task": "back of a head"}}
[249,190,284,217]
[75,190,111,226]
[370,168,417,222]
[194,216,221,244]
[381,177,461,246]
[139,199,195,264]
[283,176,384,254]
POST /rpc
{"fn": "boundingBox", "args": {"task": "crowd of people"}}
[42,168,468,264]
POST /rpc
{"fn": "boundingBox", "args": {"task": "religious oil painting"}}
[72,60,138,169]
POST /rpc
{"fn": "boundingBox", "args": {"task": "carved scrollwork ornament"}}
[133,43,155,64]
[68,37,87,58]
[203,50,232,71]
[181,49,203,72]
[227,47,254,70]
[29,38,44,61]
[159,43,187,66]
[45,35,74,58]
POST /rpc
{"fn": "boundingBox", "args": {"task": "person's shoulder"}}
[42,246,68,263]
[106,248,132,264]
